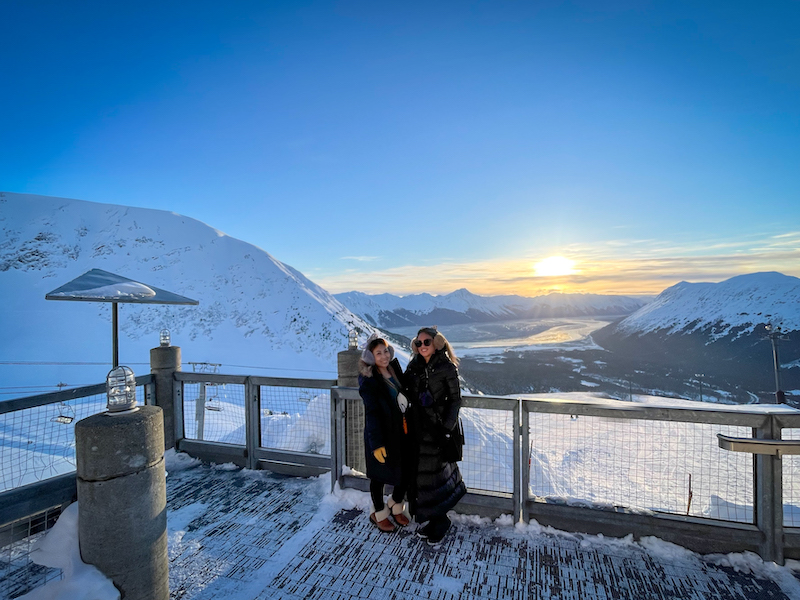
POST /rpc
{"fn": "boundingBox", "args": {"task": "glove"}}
[373,447,387,463]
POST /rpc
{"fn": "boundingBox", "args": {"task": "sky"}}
[2,0,799,297]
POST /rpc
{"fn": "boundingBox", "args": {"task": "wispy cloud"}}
[314,231,800,296]
[340,256,381,262]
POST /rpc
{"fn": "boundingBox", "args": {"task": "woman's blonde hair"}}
[411,326,459,367]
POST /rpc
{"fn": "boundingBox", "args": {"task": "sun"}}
[533,256,576,277]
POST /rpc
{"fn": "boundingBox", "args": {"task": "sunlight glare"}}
[533,256,576,277]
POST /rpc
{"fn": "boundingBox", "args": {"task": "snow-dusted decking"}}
[165,455,800,600]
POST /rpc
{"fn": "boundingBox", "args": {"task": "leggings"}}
[370,479,408,511]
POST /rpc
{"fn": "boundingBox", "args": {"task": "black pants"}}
[370,479,408,511]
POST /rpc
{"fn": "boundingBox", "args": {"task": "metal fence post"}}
[245,378,260,471]
[173,378,184,446]
[754,416,784,564]
[331,388,341,492]
[520,400,530,524]
[513,399,522,523]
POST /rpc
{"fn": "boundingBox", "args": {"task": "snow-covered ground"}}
[16,451,800,600]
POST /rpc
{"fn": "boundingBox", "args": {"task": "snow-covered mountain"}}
[593,273,800,399]
[335,289,648,329]
[0,192,375,392]
[612,272,800,338]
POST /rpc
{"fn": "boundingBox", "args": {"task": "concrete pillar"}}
[150,345,181,449]
[338,348,366,474]
[76,405,169,600]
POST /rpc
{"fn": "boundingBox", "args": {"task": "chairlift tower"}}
[765,325,788,404]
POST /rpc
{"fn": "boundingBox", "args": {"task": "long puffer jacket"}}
[404,350,467,521]
[358,358,413,486]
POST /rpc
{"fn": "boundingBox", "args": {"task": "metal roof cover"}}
[45,268,198,305]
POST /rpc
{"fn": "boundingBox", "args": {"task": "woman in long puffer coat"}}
[358,333,414,532]
[404,326,467,545]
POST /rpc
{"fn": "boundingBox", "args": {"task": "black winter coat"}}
[358,358,413,486]
[404,350,467,521]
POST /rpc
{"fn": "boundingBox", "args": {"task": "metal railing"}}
[174,372,336,477]
[0,375,154,600]
[4,370,800,573]
[332,389,800,563]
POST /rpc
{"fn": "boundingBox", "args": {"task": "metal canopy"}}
[45,268,199,305]
[46,269,199,367]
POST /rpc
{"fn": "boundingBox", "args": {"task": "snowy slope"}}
[0,192,375,390]
[336,289,648,328]
[615,272,800,338]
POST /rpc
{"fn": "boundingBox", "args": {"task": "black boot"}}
[426,515,452,546]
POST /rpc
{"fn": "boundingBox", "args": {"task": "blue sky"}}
[2,1,799,296]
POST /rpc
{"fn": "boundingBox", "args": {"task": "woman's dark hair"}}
[368,337,387,352]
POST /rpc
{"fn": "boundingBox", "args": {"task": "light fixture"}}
[106,366,137,413]
[159,329,171,347]
[348,329,358,350]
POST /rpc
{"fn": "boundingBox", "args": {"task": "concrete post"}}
[76,405,169,600]
[337,347,366,474]
[150,345,181,449]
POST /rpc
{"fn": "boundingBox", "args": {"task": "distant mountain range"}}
[334,289,649,329]
[3,192,798,401]
[0,192,375,391]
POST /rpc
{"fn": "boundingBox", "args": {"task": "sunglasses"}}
[414,338,433,347]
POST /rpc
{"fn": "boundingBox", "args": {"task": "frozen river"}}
[393,317,618,356]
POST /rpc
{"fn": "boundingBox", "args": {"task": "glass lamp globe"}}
[348,329,358,350]
[106,366,137,413]
[159,329,171,347]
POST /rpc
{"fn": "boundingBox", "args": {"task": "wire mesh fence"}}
[0,507,64,600]
[527,414,753,522]
[0,387,147,493]
[783,428,800,527]
[259,386,331,455]
[461,407,514,494]
[181,382,247,445]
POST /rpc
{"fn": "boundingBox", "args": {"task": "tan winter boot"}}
[369,507,396,532]
[387,498,410,527]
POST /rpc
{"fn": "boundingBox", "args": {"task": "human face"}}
[416,332,434,362]
[372,343,392,369]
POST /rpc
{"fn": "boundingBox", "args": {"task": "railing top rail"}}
[0,374,154,415]
[518,395,798,426]
[175,372,337,389]
[174,372,248,385]
[775,413,800,429]
[249,376,337,389]
[462,395,518,411]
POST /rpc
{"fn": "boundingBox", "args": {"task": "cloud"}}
[314,231,800,297]
[340,256,381,262]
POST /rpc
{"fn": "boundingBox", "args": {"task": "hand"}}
[373,447,387,463]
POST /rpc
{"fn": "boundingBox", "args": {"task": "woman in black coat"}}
[358,333,414,532]
[404,326,467,545]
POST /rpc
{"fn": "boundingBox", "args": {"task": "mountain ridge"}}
[0,192,375,390]
[335,288,650,328]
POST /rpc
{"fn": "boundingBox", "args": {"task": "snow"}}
[18,503,119,600]
[48,281,157,300]
[616,272,800,337]
[0,192,379,392]
[335,289,648,329]
[22,476,800,600]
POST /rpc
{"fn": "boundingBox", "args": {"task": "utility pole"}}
[695,373,704,402]
[766,325,787,404]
